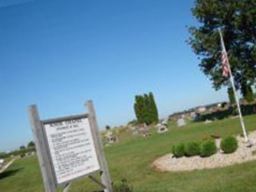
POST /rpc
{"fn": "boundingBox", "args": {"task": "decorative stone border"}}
[152,131,256,172]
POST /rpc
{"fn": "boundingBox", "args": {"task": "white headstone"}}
[204,119,212,124]
[156,124,168,134]
[104,131,118,144]
[161,118,168,126]
[177,118,186,127]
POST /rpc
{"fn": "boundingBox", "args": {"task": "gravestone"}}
[177,118,186,127]
[136,124,149,137]
[132,128,139,136]
[204,119,212,124]
[156,123,168,134]
[104,131,118,144]
[161,118,168,126]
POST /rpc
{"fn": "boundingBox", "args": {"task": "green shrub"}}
[185,142,200,157]
[200,140,217,157]
[0,152,8,159]
[195,103,256,122]
[113,179,133,192]
[172,143,185,158]
[220,136,238,154]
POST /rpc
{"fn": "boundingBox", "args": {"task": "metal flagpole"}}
[218,28,250,144]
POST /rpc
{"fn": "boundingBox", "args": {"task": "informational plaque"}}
[43,117,100,184]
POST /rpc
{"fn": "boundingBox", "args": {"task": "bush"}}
[172,143,185,158]
[113,179,133,192]
[0,152,8,159]
[194,103,256,122]
[185,142,200,157]
[200,140,217,157]
[220,136,238,154]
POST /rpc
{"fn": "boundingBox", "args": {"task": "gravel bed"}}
[152,131,256,172]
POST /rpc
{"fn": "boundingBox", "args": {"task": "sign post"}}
[28,105,57,192]
[86,101,113,192]
[28,101,112,192]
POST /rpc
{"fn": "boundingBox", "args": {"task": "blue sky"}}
[0,0,227,151]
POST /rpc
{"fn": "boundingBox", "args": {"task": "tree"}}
[133,92,159,125]
[27,141,35,148]
[0,152,7,159]
[134,95,145,124]
[143,94,152,125]
[241,83,254,103]
[188,0,256,93]
[228,87,235,105]
[105,125,111,131]
[20,145,25,150]
[149,92,159,123]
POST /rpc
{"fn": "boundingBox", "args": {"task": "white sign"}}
[44,117,100,184]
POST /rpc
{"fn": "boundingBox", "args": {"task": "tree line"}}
[0,141,35,159]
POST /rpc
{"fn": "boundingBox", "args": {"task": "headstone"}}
[161,118,168,126]
[190,112,197,120]
[136,124,149,137]
[177,118,186,127]
[156,123,168,134]
[128,125,135,130]
[197,106,206,113]
[104,131,118,144]
[204,119,212,124]
[132,129,139,136]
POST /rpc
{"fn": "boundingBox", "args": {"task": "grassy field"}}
[1,115,256,192]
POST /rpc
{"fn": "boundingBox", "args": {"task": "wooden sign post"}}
[28,100,112,192]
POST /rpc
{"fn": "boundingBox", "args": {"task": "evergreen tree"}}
[149,92,159,123]
[143,94,151,125]
[134,95,144,124]
[133,92,159,125]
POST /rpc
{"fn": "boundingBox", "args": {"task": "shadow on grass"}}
[0,168,23,180]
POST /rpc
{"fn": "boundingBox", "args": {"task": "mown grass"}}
[1,115,256,192]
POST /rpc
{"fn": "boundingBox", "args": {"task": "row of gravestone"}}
[103,117,192,145]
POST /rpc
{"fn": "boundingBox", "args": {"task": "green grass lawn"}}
[1,115,256,192]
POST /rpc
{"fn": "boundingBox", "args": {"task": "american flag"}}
[218,28,250,143]
[221,50,229,77]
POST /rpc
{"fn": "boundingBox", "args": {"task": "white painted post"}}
[86,101,113,192]
[28,105,57,192]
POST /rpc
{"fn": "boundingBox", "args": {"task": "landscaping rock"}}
[152,131,256,172]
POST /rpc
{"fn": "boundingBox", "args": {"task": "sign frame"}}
[28,101,113,192]
[42,114,100,185]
